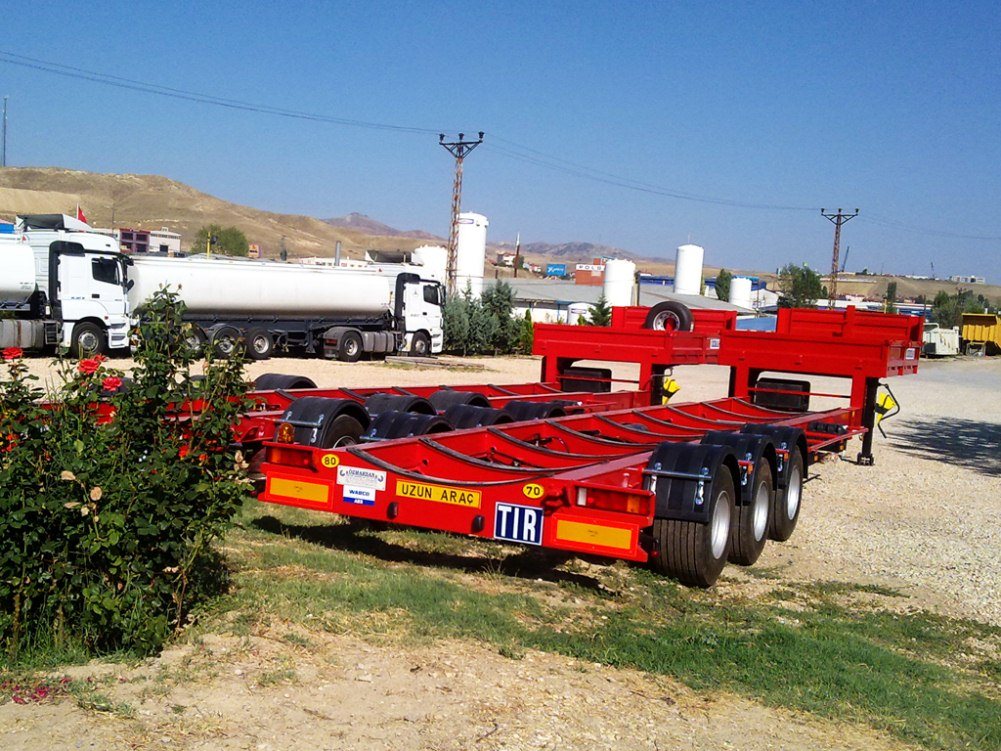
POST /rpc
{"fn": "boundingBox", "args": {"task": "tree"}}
[517,309,534,354]
[481,281,521,354]
[192,224,249,257]
[715,268,733,302]
[931,290,987,328]
[777,264,825,308]
[884,281,898,314]
[586,294,612,326]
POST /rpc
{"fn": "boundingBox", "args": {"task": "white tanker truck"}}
[1,215,444,360]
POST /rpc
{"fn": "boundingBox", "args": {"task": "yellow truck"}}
[961,313,1001,355]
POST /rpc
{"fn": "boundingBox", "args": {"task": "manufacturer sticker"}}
[494,503,543,546]
[905,347,916,360]
[336,466,386,490]
[708,337,721,350]
[342,485,376,506]
[395,479,481,508]
[320,453,340,468]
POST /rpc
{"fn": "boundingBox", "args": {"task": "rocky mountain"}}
[322,212,440,241]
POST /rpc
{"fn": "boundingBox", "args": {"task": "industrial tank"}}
[603,259,636,307]
[0,239,38,304]
[674,244,705,295]
[455,212,488,297]
[412,245,448,283]
[128,256,397,317]
[730,277,753,309]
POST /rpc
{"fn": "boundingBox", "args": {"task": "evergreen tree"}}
[715,268,733,302]
[586,294,612,326]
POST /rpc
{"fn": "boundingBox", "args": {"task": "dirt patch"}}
[1,630,910,751]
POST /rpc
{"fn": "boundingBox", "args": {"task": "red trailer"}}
[258,306,923,586]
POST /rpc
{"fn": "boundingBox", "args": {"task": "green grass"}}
[208,501,1001,751]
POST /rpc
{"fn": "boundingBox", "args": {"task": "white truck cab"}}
[17,214,132,356]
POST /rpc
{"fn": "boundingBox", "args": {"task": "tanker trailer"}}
[127,255,444,361]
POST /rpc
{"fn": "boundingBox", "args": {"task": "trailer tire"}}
[364,393,436,417]
[182,324,208,357]
[410,331,431,357]
[651,465,734,588]
[428,389,491,411]
[211,325,244,358]
[442,405,515,429]
[245,328,274,360]
[253,373,317,391]
[728,458,772,565]
[338,331,363,362]
[501,400,569,421]
[71,322,107,359]
[644,301,693,332]
[318,414,364,448]
[770,449,803,542]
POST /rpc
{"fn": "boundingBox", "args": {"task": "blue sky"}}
[2,1,999,280]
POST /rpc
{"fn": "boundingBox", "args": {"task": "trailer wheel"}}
[253,373,318,391]
[338,331,363,362]
[769,450,803,542]
[245,328,274,360]
[211,325,244,358]
[644,301,693,332]
[319,414,365,447]
[651,466,734,587]
[410,331,431,357]
[428,390,490,411]
[728,458,772,565]
[182,324,208,357]
[71,322,107,358]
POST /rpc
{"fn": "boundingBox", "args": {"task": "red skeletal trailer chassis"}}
[258,306,923,586]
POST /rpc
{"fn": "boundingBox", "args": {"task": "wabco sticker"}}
[905,347,916,360]
[336,466,386,490]
[342,485,376,506]
[320,453,340,469]
[395,480,481,508]
[494,503,543,546]
[708,337,721,350]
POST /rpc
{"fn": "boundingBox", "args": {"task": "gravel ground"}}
[13,351,1001,624]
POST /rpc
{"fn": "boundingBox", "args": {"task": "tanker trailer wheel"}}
[211,325,244,358]
[245,328,274,361]
[71,322,107,358]
[728,458,773,566]
[651,465,735,587]
[410,331,431,357]
[643,301,693,332]
[182,324,208,357]
[338,331,363,363]
[769,450,804,542]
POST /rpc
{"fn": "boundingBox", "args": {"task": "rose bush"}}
[0,291,250,657]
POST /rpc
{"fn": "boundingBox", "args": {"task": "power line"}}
[0,49,443,134]
[439,132,484,293]
[821,208,859,305]
[858,213,1001,242]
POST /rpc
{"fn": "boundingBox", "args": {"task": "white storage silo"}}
[455,212,488,297]
[412,244,448,283]
[568,302,592,325]
[730,277,753,309]
[603,259,636,307]
[673,244,705,296]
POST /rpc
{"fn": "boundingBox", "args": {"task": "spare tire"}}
[428,389,491,411]
[644,301,693,332]
[253,373,318,391]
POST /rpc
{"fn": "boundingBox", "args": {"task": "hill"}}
[0,167,434,260]
[322,212,439,241]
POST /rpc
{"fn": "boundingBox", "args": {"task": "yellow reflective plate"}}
[556,520,632,550]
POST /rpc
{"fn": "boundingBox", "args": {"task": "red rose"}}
[78,359,100,375]
[102,376,123,392]
[178,445,190,459]
[2,347,23,361]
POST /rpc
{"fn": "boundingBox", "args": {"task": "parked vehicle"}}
[3,214,444,360]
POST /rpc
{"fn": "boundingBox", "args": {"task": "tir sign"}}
[494,503,543,546]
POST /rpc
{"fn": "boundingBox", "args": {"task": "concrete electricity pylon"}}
[439,131,484,293]
[821,208,859,306]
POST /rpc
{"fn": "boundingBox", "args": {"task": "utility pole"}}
[439,131,483,293]
[513,232,521,278]
[2,96,8,167]
[821,208,859,306]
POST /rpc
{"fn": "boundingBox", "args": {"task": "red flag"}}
[76,204,88,224]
